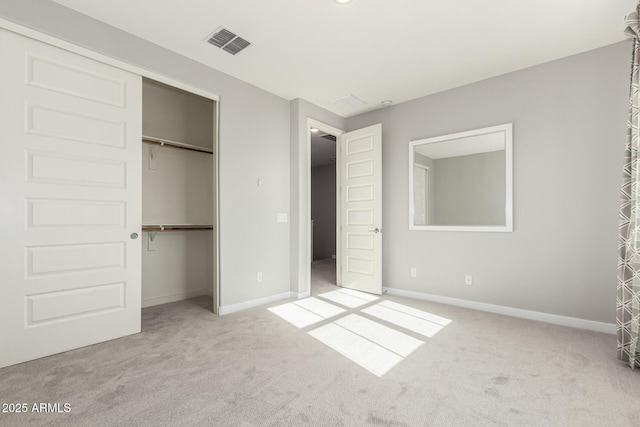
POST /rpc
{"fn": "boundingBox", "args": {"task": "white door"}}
[0,30,142,368]
[339,124,382,295]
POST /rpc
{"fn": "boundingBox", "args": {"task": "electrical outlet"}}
[465,275,473,286]
[257,272,263,283]
[410,268,417,278]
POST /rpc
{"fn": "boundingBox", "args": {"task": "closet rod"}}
[142,225,214,231]
[142,136,214,154]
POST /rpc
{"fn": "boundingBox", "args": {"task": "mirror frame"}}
[409,123,513,232]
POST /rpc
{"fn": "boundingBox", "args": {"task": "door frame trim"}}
[307,119,344,289]
[0,18,222,314]
[413,164,430,225]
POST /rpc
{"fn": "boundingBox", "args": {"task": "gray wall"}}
[0,0,291,308]
[311,164,336,260]
[434,151,505,226]
[346,42,629,323]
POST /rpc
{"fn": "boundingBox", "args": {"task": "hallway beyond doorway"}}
[311,259,336,295]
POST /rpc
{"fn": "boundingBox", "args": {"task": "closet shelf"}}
[142,224,213,231]
[142,135,214,155]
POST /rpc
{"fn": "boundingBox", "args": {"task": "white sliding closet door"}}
[0,30,142,368]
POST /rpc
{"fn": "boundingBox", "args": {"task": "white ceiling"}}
[53,0,635,117]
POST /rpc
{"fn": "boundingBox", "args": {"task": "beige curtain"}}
[618,4,640,369]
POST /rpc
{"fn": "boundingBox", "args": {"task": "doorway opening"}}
[310,126,338,295]
[141,78,219,316]
[304,120,382,298]
[308,120,342,296]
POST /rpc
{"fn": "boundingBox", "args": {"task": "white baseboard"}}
[142,288,207,308]
[292,290,311,299]
[219,291,292,315]
[384,287,615,334]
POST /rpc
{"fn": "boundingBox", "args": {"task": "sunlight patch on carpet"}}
[334,314,424,357]
[268,298,345,328]
[270,296,448,376]
[379,300,452,326]
[318,288,378,308]
[361,302,451,338]
[268,303,324,328]
[293,297,346,318]
[309,323,403,377]
[337,288,379,301]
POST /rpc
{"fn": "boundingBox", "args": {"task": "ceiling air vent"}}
[205,26,251,55]
[223,37,251,55]
[321,134,337,142]
[331,94,366,110]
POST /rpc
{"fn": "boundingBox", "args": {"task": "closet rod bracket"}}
[148,143,163,170]
[147,231,159,252]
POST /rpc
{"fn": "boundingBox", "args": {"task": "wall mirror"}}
[409,123,512,232]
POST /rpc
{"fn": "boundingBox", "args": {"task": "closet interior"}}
[141,78,217,312]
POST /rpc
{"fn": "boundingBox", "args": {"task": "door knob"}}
[130,233,139,240]
[369,228,381,234]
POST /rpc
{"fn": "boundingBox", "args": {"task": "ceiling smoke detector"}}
[205,26,251,55]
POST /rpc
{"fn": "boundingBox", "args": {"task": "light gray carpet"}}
[1,261,640,426]
[311,258,338,295]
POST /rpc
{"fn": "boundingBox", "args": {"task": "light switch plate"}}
[277,213,288,223]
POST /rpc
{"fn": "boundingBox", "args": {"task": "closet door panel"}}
[0,29,142,368]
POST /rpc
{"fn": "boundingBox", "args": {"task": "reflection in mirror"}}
[409,124,512,232]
